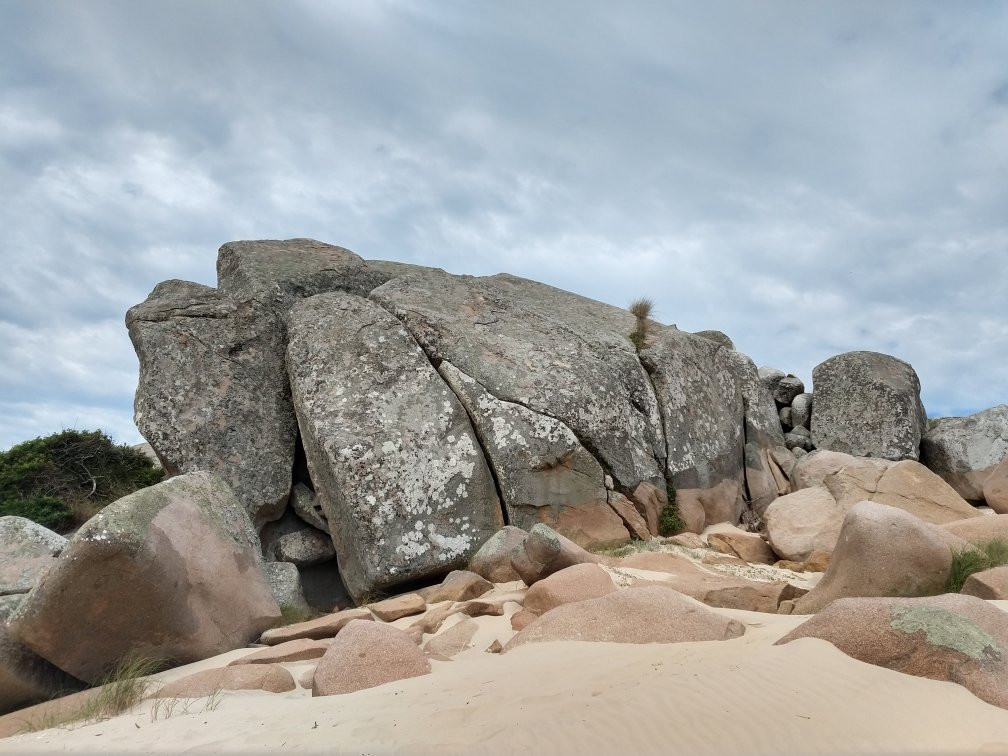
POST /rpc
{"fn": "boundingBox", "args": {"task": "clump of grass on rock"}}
[658,480,684,537]
[0,429,163,532]
[628,297,654,352]
[947,539,1008,593]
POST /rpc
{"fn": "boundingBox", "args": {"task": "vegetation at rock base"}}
[0,429,164,532]
[628,297,654,352]
[658,480,684,537]
[947,539,1008,593]
[279,605,323,626]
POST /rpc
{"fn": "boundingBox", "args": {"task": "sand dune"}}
[6,597,1008,755]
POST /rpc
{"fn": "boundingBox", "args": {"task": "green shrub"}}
[658,479,683,537]
[0,429,164,532]
[947,538,1008,593]
[0,496,74,531]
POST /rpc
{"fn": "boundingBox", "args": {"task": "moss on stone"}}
[890,606,1003,663]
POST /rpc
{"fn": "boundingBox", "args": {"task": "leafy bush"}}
[947,539,1008,593]
[0,429,164,532]
[658,479,684,537]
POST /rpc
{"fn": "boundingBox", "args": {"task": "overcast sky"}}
[1,1,1006,451]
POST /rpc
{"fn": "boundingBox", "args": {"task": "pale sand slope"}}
[7,600,1008,755]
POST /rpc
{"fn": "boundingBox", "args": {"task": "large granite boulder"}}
[776,594,1008,710]
[510,523,601,586]
[765,487,847,562]
[370,270,666,492]
[312,620,430,696]
[920,406,1008,503]
[216,238,391,310]
[0,517,66,597]
[523,563,617,616]
[789,501,955,615]
[286,291,503,602]
[7,472,280,683]
[641,331,783,525]
[127,280,296,526]
[810,351,927,461]
[438,361,628,548]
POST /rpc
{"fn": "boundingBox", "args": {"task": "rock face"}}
[504,586,745,649]
[438,361,628,548]
[776,594,1008,710]
[8,472,280,683]
[370,270,666,492]
[0,517,66,596]
[127,280,297,526]
[810,351,927,461]
[312,620,430,696]
[790,501,954,615]
[920,406,1008,503]
[765,487,847,562]
[286,292,503,602]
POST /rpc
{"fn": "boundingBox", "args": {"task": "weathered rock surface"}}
[523,564,617,616]
[810,351,927,461]
[263,561,311,615]
[312,620,430,696]
[151,664,295,698]
[368,593,426,622]
[127,280,296,527]
[942,515,1008,547]
[792,449,865,490]
[961,566,1008,600]
[983,455,1008,514]
[920,406,1008,503]
[468,526,527,583]
[0,626,85,715]
[439,361,628,549]
[504,586,745,649]
[790,501,954,615]
[773,376,805,407]
[275,527,336,567]
[822,457,979,525]
[607,491,651,540]
[707,531,776,565]
[790,393,813,430]
[260,606,372,645]
[765,487,847,561]
[370,270,666,492]
[289,482,329,533]
[693,330,734,349]
[0,517,66,596]
[229,638,331,666]
[776,594,1008,710]
[216,238,390,310]
[509,523,601,586]
[8,472,280,683]
[629,483,665,536]
[286,292,503,602]
[422,617,479,659]
[420,571,493,605]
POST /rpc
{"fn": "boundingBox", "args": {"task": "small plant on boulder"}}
[0,429,164,532]
[658,480,684,537]
[628,297,654,352]
[947,539,1008,593]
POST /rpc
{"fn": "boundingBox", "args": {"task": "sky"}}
[1,1,1006,451]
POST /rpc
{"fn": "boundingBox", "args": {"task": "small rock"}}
[774,376,805,407]
[420,571,493,604]
[422,617,478,659]
[510,523,600,586]
[368,593,427,622]
[151,664,295,698]
[275,528,336,567]
[510,610,537,631]
[790,393,813,430]
[312,620,430,696]
[707,531,776,565]
[524,564,617,616]
[228,638,331,666]
[468,526,527,583]
[289,483,329,533]
[485,640,503,654]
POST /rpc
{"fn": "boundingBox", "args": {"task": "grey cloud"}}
[1,1,1006,449]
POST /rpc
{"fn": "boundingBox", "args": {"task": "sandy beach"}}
[5,581,1008,755]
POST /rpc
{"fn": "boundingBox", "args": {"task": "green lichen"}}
[890,606,1003,663]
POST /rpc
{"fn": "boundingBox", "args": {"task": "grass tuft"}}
[628,297,654,352]
[947,538,1008,593]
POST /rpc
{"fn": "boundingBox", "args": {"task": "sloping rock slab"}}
[776,594,1008,710]
[0,517,66,596]
[420,571,493,605]
[260,607,373,645]
[504,586,744,650]
[228,639,331,666]
[8,472,280,683]
[151,664,295,698]
[920,406,1008,503]
[127,279,296,527]
[313,620,430,696]
[286,291,503,602]
[810,351,927,461]
[422,617,478,659]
